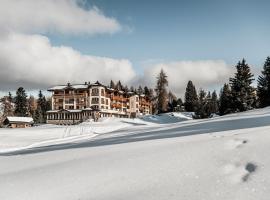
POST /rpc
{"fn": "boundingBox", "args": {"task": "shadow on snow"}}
[2,115,270,156]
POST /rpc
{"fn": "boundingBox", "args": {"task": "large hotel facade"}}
[46,81,152,124]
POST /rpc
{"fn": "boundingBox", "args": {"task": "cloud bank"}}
[0,0,233,98]
[0,0,121,35]
[0,32,136,89]
[135,60,233,97]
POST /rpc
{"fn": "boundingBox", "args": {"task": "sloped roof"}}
[71,84,89,89]
[6,117,34,123]
[48,85,67,91]
[48,84,89,91]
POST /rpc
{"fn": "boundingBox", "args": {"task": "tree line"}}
[2,56,270,123]
[155,57,270,118]
[0,88,51,124]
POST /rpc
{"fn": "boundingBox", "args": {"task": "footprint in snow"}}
[222,162,257,184]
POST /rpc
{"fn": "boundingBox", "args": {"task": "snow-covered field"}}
[1,109,270,199]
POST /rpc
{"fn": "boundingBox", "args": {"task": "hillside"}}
[1,108,270,199]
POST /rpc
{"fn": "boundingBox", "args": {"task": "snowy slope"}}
[0,108,270,199]
[0,118,152,153]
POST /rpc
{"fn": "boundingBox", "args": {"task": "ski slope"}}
[0,109,270,200]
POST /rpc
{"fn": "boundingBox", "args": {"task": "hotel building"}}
[46,81,152,124]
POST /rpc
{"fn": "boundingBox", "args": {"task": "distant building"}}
[46,81,152,124]
[3,117,34,128]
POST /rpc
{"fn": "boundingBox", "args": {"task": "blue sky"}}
[49,0,270,72]
[1,0,270,97]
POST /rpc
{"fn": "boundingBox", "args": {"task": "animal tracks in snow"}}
[225,138,248,150]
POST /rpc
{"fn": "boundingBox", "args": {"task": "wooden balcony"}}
[53,94,86,98]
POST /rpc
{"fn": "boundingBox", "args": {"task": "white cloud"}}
[0,32,136,89]
[136,60,233,97]
[0,0,121,35]
[0,0,233,98]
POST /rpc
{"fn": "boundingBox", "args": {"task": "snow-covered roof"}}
[48,85,67,91]
[71,84,89,89]
[90,81,105,87]
[48,84,89,91]
[6,117,34,123]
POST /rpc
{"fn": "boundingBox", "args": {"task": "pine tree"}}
[110,80,116,89]
[155,69,168,113]
[229,59,255,112]
[123,85,129,93]
[116,80,123,91]
[177,98,183,106]
[195,89,211,118]
[8,92,13,103]
[144,86,150,97]
[148,88,154,100]
[257,57,270,107]
[14,87,28,117]
[0,95,14,118]
[28,95,36,117]
[130,86,134,93]
[34,90,49,123]
[184,80,198,112]
[168,91,177,112]
[138,85,143,95]
[219,83,233,115]
[209,90,219,114]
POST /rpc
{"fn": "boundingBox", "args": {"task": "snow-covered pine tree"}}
[14,87,28,117]
[155,69,168,113]
[257,57,270,108]
[219,83,233,115]
[184,80,198,112]
[229,59,255,112]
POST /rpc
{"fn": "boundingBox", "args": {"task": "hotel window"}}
[91,88,99,96]
[92,98,99,104]
[101,98,105,104]
[101,89,105,96]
